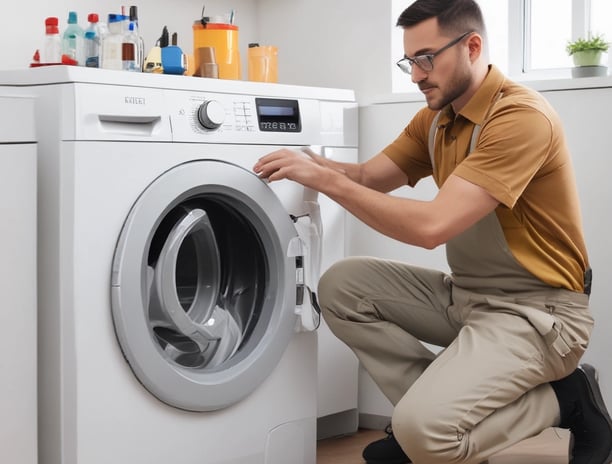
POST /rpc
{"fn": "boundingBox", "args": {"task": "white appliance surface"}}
[0,95,37,464]
[316,146,360,438]
[0,66,357,464]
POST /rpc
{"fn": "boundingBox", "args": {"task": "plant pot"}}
[571,65,608,78]
[572,49,604,66]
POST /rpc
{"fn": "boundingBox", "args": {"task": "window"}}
[521,0,612,76]
[525,0,573,70]
[591,0,612,43]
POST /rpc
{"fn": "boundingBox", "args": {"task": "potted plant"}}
[566,33,609,77]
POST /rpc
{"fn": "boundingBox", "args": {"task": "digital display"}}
[255,98,301,132]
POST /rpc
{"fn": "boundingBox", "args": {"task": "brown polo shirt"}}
[383,65,588,292]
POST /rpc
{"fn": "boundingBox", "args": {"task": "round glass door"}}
[111,160,300,411]
[148,199,263,369]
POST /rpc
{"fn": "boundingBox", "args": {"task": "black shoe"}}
[550,364,612,464]
[362,425,411,464]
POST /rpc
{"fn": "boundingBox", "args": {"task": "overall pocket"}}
[485,296,591,377]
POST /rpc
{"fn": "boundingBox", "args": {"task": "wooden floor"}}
[316,427,571,464]
[317,429,385,464]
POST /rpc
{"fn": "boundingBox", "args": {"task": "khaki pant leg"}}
[317,256,458,405]
[392,289,593,464]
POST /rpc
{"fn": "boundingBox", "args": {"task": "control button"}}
[197,100,226,129]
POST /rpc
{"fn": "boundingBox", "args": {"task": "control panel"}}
[189,95,302,135]
[167,88,338,146]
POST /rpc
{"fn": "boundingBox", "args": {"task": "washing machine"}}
[0,66,357,464]
[0,95,37,464]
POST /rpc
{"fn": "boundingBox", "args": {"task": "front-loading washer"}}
[0,95,37,464]
[0,66,357,464]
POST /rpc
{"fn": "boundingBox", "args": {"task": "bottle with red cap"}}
[84,13,103,67]
[42,17,62,64]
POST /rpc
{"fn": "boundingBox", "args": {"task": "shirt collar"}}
[438,65,506,126]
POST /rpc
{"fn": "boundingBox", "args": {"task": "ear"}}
[467,33,483,61]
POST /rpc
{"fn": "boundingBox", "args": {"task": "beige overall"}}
[319,188,592,463]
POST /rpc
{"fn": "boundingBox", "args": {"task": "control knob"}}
[197,100,225,129]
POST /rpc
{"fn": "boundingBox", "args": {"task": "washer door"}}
[111,160,302,411]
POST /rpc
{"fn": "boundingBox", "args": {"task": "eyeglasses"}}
[396,31,473,75]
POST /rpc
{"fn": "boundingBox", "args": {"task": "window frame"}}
[510,0,593,79]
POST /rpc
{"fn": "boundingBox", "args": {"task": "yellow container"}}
[248,45,278,83]
[193,22,241,80]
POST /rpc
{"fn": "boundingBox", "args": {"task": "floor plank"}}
[316,427,571,464]
[317,429,384,464]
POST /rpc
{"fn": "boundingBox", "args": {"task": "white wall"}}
[256,0,394,100]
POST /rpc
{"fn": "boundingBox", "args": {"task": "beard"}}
[421,62,472,111]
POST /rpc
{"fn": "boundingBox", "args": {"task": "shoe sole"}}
[364,460,410,464]
[576,364,612,464]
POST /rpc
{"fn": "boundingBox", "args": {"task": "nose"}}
[411,66,427,84]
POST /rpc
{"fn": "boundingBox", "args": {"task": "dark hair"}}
[396,0,486,38]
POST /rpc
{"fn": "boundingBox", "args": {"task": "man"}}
[253,0,612,463]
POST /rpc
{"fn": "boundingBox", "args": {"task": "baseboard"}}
[316,409,359,440]
[358,413,392,431]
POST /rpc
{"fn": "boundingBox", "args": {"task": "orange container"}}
[248,45,278,83]
[193,22,241,80]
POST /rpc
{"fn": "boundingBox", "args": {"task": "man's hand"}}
[253,148,329,190]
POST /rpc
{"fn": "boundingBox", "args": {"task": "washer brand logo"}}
[125,96,146,105]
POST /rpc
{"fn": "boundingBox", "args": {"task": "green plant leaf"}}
[566,33,610,55]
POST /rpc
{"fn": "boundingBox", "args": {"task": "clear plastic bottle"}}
[84,14,102,67]
[100,14,126,70]
[96,17,109,66]
[42,17,62,64]
[96,15,109,42]
[85,13,101,36]
[129,6,145,71]
[84,31,99,67]
[122,22,140,71]
[62,11,85,65]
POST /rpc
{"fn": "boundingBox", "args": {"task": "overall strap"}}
[427,111,442,168]
[427,113,481,171]
[427,92,502,170]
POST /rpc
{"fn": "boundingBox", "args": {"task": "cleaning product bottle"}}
[85,13,101,37]
[42,17,62,64]
[100,14,126,70]
[122,22,139,71]
[84,31,99,67]
[84,14,103,67]
[129,6,145,71]
[62,11,85,65]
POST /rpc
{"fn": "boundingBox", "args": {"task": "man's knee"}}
[392,394,468,464]
[317,256,372,320]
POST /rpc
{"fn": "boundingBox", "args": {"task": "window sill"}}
[518,74,612,92]
[366,73,612,106]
